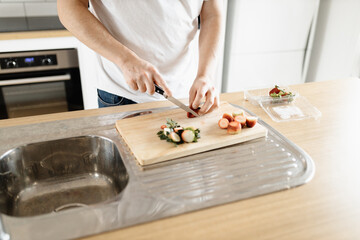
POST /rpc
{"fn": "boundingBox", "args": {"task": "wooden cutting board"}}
[115,102,268,166]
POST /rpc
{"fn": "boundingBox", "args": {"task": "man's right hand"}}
[119,55,172,97]
[58,0,171,97]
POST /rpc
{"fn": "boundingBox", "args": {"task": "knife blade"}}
[154,84,200,117]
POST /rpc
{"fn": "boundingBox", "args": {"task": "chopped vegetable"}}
[161,125,167,129]
[165,118,180,129]
[157,119,200,145]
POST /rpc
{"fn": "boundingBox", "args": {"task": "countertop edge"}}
[0,30,72,41]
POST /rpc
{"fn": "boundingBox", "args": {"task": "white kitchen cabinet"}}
[227,51,305,92]
[222,0,320,92]
[306,0,360,82]
[354,35,360,78]
[232,1,316,52]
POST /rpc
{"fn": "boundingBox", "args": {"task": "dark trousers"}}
[97,89,137,108]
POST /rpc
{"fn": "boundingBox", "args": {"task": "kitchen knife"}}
[154,84,200,117]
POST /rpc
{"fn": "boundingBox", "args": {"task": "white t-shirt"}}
[89,0,205,103]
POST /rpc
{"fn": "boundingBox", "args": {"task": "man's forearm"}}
[197,0,223,80]
[57,0,135,67]
[58,0,172,96]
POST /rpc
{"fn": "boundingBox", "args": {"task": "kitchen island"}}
[0,78,359,240]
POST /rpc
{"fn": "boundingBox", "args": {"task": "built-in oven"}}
[0,49,83,119]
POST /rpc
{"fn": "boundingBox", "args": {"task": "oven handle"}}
[0,74,71,86]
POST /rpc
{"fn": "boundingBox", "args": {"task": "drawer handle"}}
[0,74,71,86]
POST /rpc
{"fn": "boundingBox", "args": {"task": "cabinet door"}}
[228,0,318,53]
[223,51,305,92]
[223,0,319,91]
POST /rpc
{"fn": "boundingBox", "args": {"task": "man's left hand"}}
[189,75,219,115]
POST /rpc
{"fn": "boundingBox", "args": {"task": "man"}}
[58,0,222,115]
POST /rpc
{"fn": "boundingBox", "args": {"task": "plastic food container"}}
[244,86,321,122]
[244,86,298,106]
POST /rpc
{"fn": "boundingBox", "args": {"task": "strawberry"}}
[169,132,181,142]
[246,116,257,128]
[174,127,183,133]
[218,118,229,129]
[222,113,234,122]
[187,107,200,118]
[234,115,247,128]
[181,130,196,143]
[269,85,294,99]
[227,121,241,135]
[232,110,245,117]
[269,85,281,96]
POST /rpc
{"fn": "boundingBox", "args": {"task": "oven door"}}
[0,69,83,119]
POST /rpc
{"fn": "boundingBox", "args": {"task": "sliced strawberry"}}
[163,128,171,135]
[269,86,280,96]
[234,115,247,127]
[232,110,245,117]
[227,121,241,135]
[174,127,183,133]
[181,130,195,143]
[246,116,257,128]
[187,112,195,118]
[222,113,234,122]
[169,132,181,142]
[187,107,200,118]
[269,85,293,98]
[218,118,229,129]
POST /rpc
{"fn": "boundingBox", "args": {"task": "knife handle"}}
[154,84,165,95]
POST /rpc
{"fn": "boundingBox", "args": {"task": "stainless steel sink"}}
[0,135,128,217]
[0,107,315,240]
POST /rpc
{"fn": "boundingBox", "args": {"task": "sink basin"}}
[0,135,129,217]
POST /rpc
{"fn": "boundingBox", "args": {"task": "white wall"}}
[306,0,360,82]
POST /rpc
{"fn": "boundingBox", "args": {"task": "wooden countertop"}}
[0,30,72,40]
[1,78,359,239]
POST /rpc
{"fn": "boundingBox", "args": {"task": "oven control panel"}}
[0,54,57,69]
